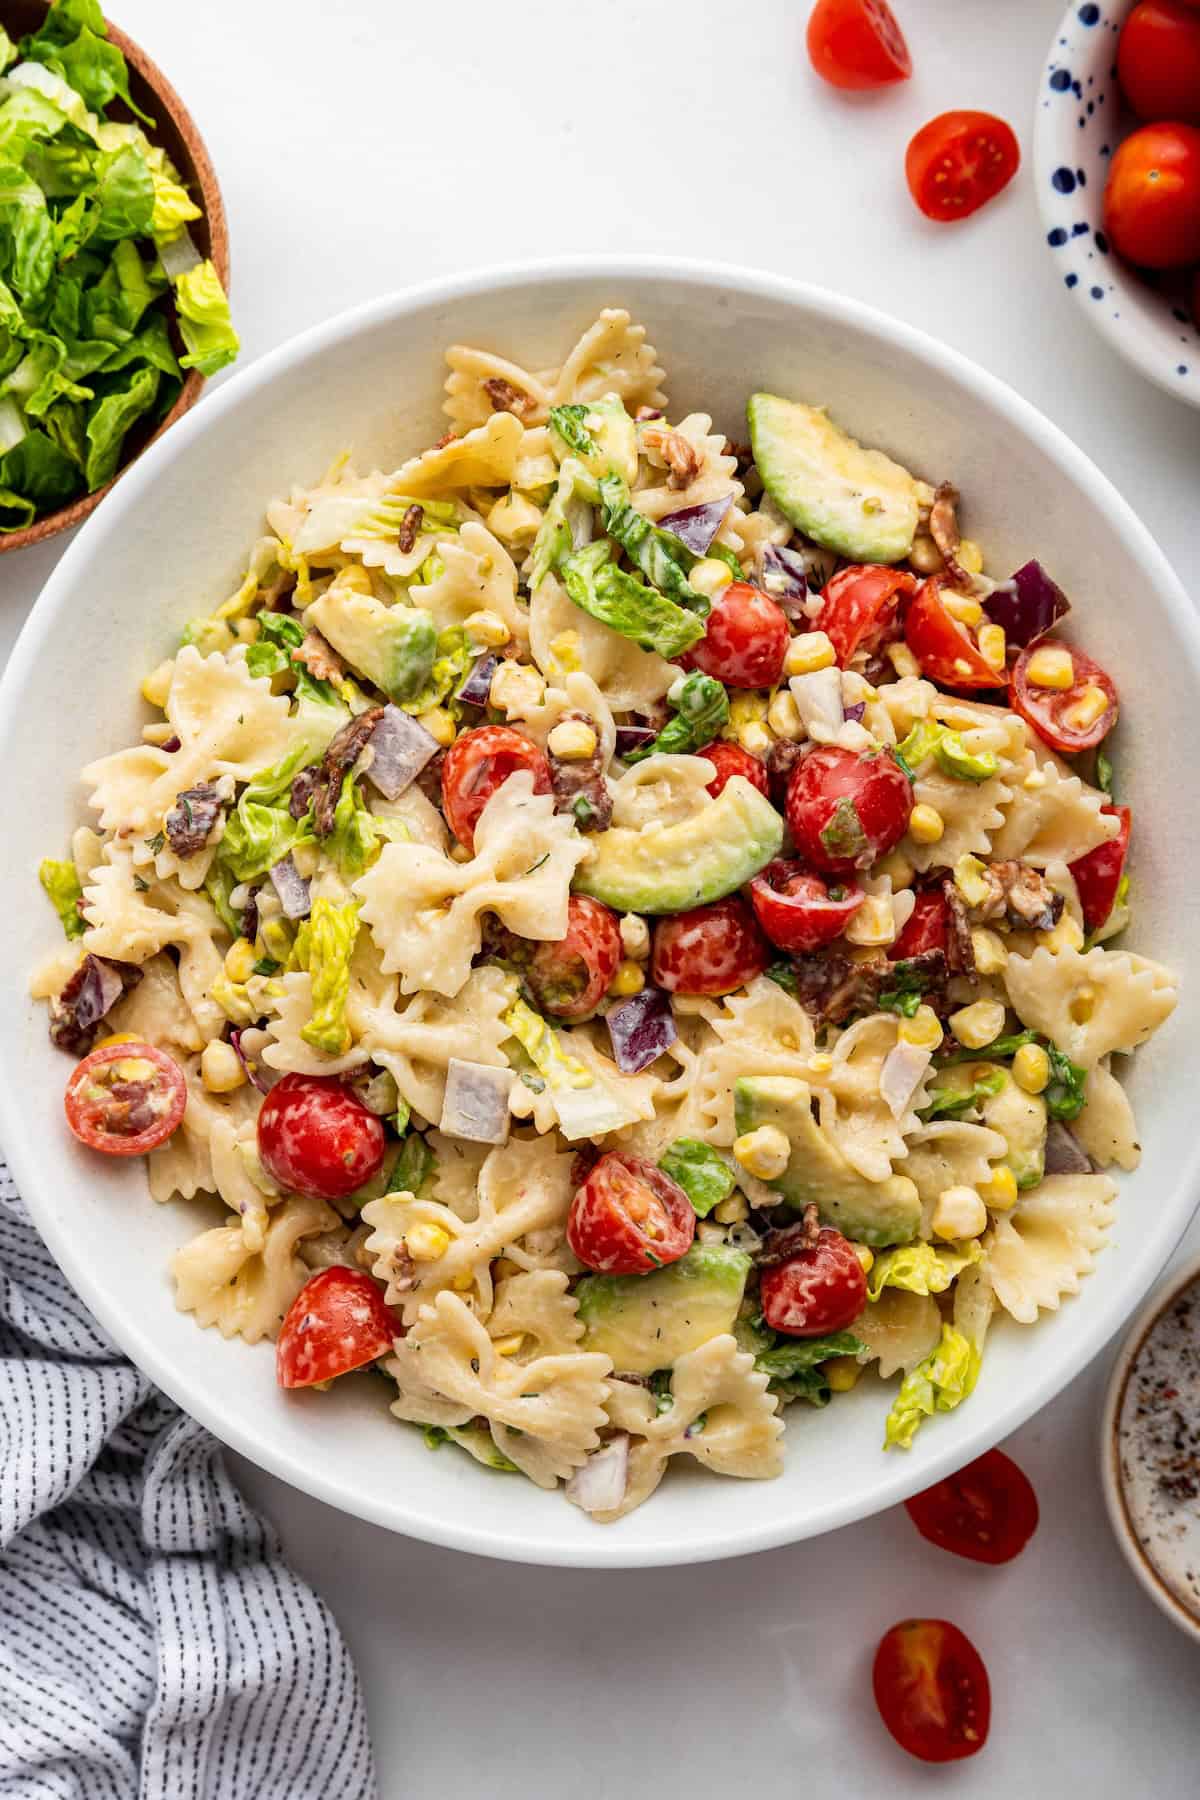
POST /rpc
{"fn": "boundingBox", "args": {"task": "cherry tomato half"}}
[683,582,789,688]
[698,741,770,800]
[818,564,916,666]
[748,857,865,953]
[567,1151,695,1275]
[873,1620,991,1763]
[1117,1,1200,127]
[786,745,912,876]
[525,894,622,1021]
[905,1447,1040,1565]
[1069,804,1130,934]
[257,1073,387,1202]
[906,110,1020,223]
[888,889,948,960]
[276,1267,397,1389]
[64,1039,187,1157]
[806,0,911,90]
[441,723,552,851]
[760,1227,867,1336]
[1009,641,1118,754]
[904,578,998,689]
[1102,122,1200,268]
[651,897,770,995]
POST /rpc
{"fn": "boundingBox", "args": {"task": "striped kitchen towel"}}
[0,1165,378,1800]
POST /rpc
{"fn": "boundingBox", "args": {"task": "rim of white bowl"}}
[3,255,1200,1567]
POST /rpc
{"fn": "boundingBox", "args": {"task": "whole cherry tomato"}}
[1117,1,1200,126]
[759,1227,867,1336]
[1069,804,1130,934]
[525,894,622,1021]
[873,1620,991,1763]
[905,1448,1040,1565]
[64,1039,186,1157]
[683,582,789,688]
[748,857,864,953]
[441,723,552,850]
[888,890,948,960]
[1009,641,1118,753]
[818,564,916,665]
[1103,122,1200,267]
[786,745,912,876]
[806,0,911,90]
[905,111,1020,222]
[257,1073,387,1202]
[904,578,998,689]
[651,897,770,995]
[276,1267,398,1389]
[698,741,770,799]
[567,1151,695,1275]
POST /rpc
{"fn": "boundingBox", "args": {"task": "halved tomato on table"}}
[748,857,864,953]
[1009,641,1118,753]
[905,111,1020,223]
[817,564,916,665]
[567,1151,695,1275]
[806,0,912,91]
[441,723,552,850]
[873,1619,991,1763]
[64,1039,186,1156]
[277,1267,397,1389]
[905,1447,1040,1565]
[904,578,998,689]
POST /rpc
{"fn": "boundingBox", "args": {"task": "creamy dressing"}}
[1117,1278,1200,1622]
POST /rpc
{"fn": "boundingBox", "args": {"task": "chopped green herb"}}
[766,960,799,995]
[919,1068,1006,1122]
[819,796,867,862]
[1045,1043,1087,1121]
[1096,750,1114,799]
[252,956,279,977]
[548,403,597,459]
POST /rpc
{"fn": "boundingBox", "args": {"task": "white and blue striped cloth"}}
[0,1165,378,1800]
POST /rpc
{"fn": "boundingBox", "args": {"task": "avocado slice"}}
[575,1244,751,1376]
[937,1063,1047,1189]
[307,584,436,705]
[733,1075,921,1246]
[747,394,921,564]
[573,776,782,914]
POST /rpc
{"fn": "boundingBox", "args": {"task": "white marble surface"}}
[3,0,1199,1789]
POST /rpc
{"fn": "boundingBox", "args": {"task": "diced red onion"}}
[606,987,676,1073]
[984,560,1070,647]
[565,1435,629,1514]
[456,653,499,708]
[161,734,181,753]
[83,958,127,1023]
[757,544,811,612]
[1044,1120,1093,1175]
[230,1028,271,1095]
[659,495,733,557]
[843,701,866,724]
[364,704,439,801]
[614,725,658,759]
[269,853,311,920]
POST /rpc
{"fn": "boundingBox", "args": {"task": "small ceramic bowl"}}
[0,2,229,554]
[1034,1,1200,409]
[1101,1250,1200,1644]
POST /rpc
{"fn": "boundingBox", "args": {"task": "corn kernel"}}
[808,1052,834,1075]
[224,937,257,983]
[548,630,582,674]
[491,1333,525,1357]
[547,718,598,760]
[970,927,1008,975]
[609,960,645,998]
[405,1223,451,1262]
[844,894,896,947]
[977,623,1007,672]
[464,608,511,648]
[1070,984,1096,1024]
[737,721,772,755]
[979,1164,1019,1212]
[689,557,736,599]
[1013,1042,1051,1094]
[417,705,456,747]
[853,1245,875,1276]
[732,1125,791,1181]
[1042,912,1085,954]
[619,914,650,960]
[93,1031,140,1050]
[766,689,803,741]
[876,849,915,889]
[954,854,993,908]
[1063,684,1110,732]
[826,1356,862,1392]
[713,1192,749,1225]
[1026,644,1075,690]
[489,660,545,719]
[908,534,944,575]
[931,1184,988,1241]
[1022,768,1047,791]
[451,1267,475,1291]
[899,1004,944,1050]
[943,592,984,628]
[949,999,1006,1050]
[200,1039,246,1093]
[908,802,945,845]
[957,538,984,575]
[259,917,293,962]
[784,631,835,676]
[885,641,922,680]
[141,659,174,709]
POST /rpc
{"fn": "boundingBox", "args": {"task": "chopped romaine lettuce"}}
[173,259,239,377]
[562,540,705,659]
[919,1068,1006,1122]
[884,1323,982,1450]
[598,473,705,610]
[216,746,314,883]
[527,456,596,593]
[1045,1043,1087,1122]
[38,854,85,937]
[896,718,997,784]
[867,1241,981,1301]
[658,1138,734,1217]
[292,897,359,1056]
[625,670,728,762]
[393,1129,435,1196]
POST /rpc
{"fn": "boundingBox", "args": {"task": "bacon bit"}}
[941,878,979,982]
[482,377,533,418]
[929,481,974,590]
[547,711,612,833]
[164,782,225,858]
[298,707,386,837]
[723,438,755,477]
[758,1206,820,1266]
[433,430,458,451]
[49,955,142,1055]
[396,503,424,556]
[291,629,345,684]
[635,405,664,422]
[661,431,702,490]
[260,568,297,610]
[964,860,1064,933]
[789,947,948,1025]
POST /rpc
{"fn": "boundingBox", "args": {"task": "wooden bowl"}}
[0,3,230,554]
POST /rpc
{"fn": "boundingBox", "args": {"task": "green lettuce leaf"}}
[755,1331,864,1380]
[1045,1044,1087,1122]
[84,361,158,488]
[38,855,85,937]
[919,1067,1006,1122]
[658,1138,734,1218]
[598,473,705,610]
[562,540,705,659]
[867,1240,981,1301]
[293,897,359,1057]
[884,1323,982,1451]
[0,428,79,524]
[174,259,239,376]
[625,670,728,762]
[896,717,997,784]
[527,456,596,594]
[393,1130,435,1196]
[216,746,315,882]
[92,145,154,243]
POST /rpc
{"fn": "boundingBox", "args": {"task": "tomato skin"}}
[1117,1,1200,126]
[1103,122,1200,268]
[1069,804,1131,934]
[888,890,948,960]
[905,1448,1040,1565]
[904,578,998,688]
[525,895,622,1021]
[567,1151,695,1275]
[1192,267,1200,329]
[698,741,770,799]
[760,1227,867,1336]
[785,745,912,876]
[906,111,1020,222]
[818,564,916,665]
[748,857,865,952]
[806,0,911,90]
[441,724,552,850]
[276,1267,397,1389]
[1009,641,1119,753]
[257,1074,387,1202]
[64,1040,187,1157]
[683,582,789,688]
[873,1620,991,1763]
[651,897,770,995]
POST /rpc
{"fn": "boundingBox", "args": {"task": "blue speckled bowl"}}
[1035,0,1200,407]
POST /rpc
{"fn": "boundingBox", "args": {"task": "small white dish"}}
[1102,1251,1200,1644]
[1035,1,1200,408]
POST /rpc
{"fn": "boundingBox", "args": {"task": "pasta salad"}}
[33,306,1178,1523]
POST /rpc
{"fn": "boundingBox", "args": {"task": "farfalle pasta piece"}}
[408,520,529,645]
[106,952,205,1054]
[1003,944,1178,1067]
[609,755,713,832]
[386,411,524,497]
[1071,1058,1141,1171]
[854,1289,942,1379]
[170,1194,337,1343]
[529,571,675,712]
[487,1269,586,1357]
[551,308,667,411]
[903,764,1013,873]
[696,977,817,1145]
[521,1024,662,1141]
[357,966,519,1122]
[426,1131,490,1218]
[898,1122,1008,1232]
[992,755,1119,867]
[443,343,552,430]
[633,414,745,553]
[814,1012,931,1182]
[986,1173,1117,1324]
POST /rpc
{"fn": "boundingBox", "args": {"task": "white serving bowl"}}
[3,259,1199,1569]
[1035,1,1200,408]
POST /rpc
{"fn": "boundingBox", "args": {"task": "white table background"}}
[3,0,1198,1791]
